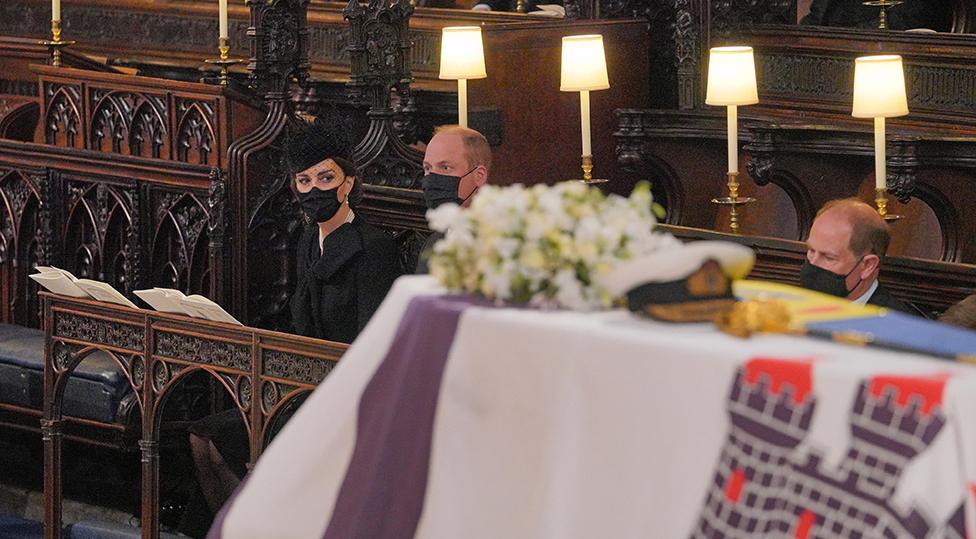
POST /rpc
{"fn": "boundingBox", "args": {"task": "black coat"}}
[867,282,926,318]
[414,231,443,275]
[290,218,401,344]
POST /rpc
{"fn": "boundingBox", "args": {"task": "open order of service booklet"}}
[31,266,137,308]
[133,288,242,325]
[30,266,241,325]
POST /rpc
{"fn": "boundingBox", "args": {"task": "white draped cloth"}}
[213,276,976,539]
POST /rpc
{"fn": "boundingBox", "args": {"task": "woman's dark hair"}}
[332,156,363,210]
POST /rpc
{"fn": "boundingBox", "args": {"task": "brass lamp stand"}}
[39,20,75,67]
[711,172,755,234]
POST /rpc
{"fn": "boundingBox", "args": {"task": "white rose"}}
[426,203,461,232]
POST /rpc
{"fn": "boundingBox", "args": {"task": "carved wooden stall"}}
[41,292,346,539]
[0,64,263,327]
[0,64,264,446]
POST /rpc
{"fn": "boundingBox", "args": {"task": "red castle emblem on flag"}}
[691,358,964,539]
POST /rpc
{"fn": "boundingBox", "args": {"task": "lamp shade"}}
[705,46,759,106]
[439,26,487,80]
[852,55,909,118]
[560,34,610,92]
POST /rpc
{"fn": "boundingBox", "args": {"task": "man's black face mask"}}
[421,167,477,210]
[799,257,864,298]
[298,185,342,223]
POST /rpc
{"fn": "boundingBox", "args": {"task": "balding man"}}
[416,125,491,273]
[420,125,491,209]
[801,198,920,315]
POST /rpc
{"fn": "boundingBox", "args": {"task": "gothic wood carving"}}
[154,331,250,371]
[225,0,311,325]
[673,0,704,110]
[246,0,310,99]
[708,0,793,38]
[37,67,234,167]
[175,99,216,165]
[208,168,227,303]
[262,349,336,385]
[344,0,424,187]
[45,83,83,148]
[0,168,44,326]
[149,189,212,294]
[53,312,143,351]
[89,90,168,158]
[62,179,133,289]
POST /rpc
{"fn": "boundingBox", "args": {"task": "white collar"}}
[850,279,879,306]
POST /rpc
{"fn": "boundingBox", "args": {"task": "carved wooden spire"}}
[344,0,424,188]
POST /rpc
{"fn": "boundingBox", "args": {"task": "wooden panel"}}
[468,18,649,186]
[742,25,976,131]
[617,109,976,265]
[33,65,264,166]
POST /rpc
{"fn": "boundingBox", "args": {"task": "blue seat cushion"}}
[0,324,131,423]
[0,514,42,539]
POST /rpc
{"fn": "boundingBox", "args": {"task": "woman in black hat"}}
[180,119,400,536]
[284,123,401,343]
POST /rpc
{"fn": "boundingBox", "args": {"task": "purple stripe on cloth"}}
[206,471,251,539]
[323,295,483,539]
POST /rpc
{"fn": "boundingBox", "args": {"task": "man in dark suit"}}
[800,198,922,316]
[801,0,952,31]
[415,125,491,273]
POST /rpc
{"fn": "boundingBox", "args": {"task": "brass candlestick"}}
[39,20,76,67]
[204,37,243,86]
[862,0,904,30]
[711,171,756,234]
[874,188,902,221]
[577,155,607,184]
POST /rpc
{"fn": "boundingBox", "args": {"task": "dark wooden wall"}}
[469,18,649,187]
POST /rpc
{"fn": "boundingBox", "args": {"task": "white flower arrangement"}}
[426,181,679,310]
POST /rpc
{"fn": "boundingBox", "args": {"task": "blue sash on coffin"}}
[805,312,976,360]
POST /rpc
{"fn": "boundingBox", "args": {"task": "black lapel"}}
[309,220,364,281]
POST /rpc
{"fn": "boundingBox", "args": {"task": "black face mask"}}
[421,168,477,210]
[799,257,864,298]
[298,186,343,223]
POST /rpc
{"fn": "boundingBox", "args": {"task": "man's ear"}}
[472,165,489,187]
[860,254,880,278]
